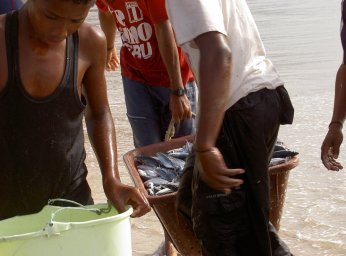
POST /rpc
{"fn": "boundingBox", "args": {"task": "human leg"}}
[146,80,197,140]
[123,77,196,147]
[191,88,292,256]
[175,151,195,224]
[122,77,163,148]
[191,172,251,256]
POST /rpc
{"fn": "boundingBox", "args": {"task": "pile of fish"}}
[135,140,298,196]
[135,141,193,196]
[269,140,299,167]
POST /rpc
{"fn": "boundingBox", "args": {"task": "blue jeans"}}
[122,76,197,148]
[0,0,24,14]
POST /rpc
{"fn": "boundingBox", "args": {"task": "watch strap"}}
[170,87,186,96]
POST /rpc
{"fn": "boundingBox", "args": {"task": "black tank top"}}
[0,11,88,219]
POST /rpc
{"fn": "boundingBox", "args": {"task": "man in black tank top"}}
[0,0,150,220]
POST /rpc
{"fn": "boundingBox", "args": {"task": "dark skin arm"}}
[193,32,244,193]
[98,9,119,71]
[154,20,192,123]
[80,25,150,217]
[321,64,346,171]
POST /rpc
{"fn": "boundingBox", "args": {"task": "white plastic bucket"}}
[0,200,133,256]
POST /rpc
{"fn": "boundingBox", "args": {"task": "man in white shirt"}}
[166,0,294,255]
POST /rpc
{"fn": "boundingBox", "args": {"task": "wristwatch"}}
[170,87,186,96]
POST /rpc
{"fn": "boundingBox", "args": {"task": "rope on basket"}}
[164,118,175,142]
[164,112,196,142]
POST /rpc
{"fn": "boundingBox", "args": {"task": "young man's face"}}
[27,0,92,45]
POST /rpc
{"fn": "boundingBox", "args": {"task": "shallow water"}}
[85,1,346,255]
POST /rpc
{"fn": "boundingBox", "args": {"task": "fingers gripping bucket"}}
[0,200,133,256]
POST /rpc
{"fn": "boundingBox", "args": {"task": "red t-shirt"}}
[96,0,194,87]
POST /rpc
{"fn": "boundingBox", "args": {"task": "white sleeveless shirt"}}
[166,0,284,109]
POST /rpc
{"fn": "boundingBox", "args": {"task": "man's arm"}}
[154,19,192,123]
[193,32,244,193]
[321,0,346,171]
[98,9,119,71]
[321,64,346,171]
[80,25,150,217]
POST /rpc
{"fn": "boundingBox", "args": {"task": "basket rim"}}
[123,136,299,205]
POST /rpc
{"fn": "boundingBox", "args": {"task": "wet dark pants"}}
[177,86,294,256]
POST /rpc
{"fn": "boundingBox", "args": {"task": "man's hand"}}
[103,179,151,217]
[169,94,192,123]
[106,47,120,71]
[321,125,344,171]
[196,147,245,193]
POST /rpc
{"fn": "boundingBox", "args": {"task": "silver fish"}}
[135,155,162,168]
[156,187,174,196]
[164,182,180,191]
[144,177,169,188]
[269,158,286,167]
[137,166,159,181]
[154,166,178,182]
[272,150,298,158]
[166,155,185,174]
[167,141,193,159]
[156,152,176,169]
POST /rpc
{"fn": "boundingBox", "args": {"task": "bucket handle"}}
[43,199,113,237]
[48,198,112,215]
[0,200,114,241]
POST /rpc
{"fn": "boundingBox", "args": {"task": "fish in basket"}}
[123,135,299,255]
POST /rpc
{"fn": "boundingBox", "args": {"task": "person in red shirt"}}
[96,0,196,149]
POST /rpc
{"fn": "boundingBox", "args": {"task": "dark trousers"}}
[177,86,294,256]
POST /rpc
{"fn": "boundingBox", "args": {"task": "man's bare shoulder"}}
[78,22,107,66]
[79,22,107,53]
